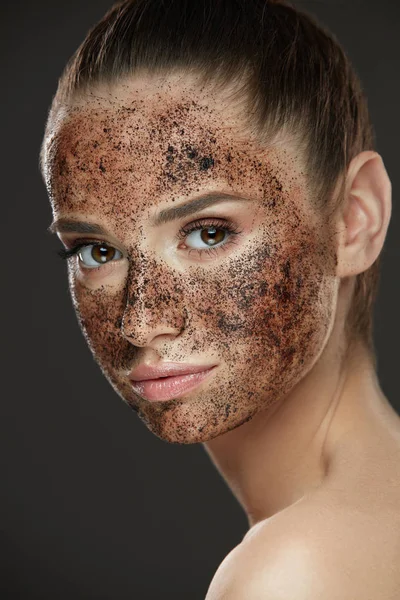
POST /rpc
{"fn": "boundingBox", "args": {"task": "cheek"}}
[67,267,134,371]
[187,233,336,380]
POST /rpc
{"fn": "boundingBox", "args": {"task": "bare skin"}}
[41,72,399,598]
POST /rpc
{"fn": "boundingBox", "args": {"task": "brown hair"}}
[40,0,381,358]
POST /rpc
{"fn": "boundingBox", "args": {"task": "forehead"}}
[44,72,308,228]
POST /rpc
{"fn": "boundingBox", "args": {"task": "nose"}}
[120,263,187,348]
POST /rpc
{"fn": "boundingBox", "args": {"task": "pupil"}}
[201,227,224,246]
[93,244,114,263]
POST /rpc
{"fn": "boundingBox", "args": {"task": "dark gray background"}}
[1,1,399,598]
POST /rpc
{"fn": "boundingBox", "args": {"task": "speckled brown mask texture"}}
[44,73,338,444]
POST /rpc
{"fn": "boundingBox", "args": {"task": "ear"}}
[336,151,392,278]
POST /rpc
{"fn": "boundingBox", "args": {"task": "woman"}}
[40,0,400,597]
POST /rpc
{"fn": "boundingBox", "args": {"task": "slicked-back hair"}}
[41,0,380,359]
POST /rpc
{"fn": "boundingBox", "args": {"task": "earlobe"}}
[335,151,392,278]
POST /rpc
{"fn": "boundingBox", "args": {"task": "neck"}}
[202,337,391,528]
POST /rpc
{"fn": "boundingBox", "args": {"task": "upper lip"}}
[128,362,216,382]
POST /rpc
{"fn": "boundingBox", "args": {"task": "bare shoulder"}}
[205,490,400,599]
[205,511,328,600]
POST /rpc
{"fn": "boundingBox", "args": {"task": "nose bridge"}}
[120,252,187,345]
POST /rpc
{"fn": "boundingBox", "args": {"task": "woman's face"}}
[43,73,338,444]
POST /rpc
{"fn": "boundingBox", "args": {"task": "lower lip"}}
[130,366,217,402]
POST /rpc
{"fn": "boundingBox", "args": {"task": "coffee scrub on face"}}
[44,75,338,444]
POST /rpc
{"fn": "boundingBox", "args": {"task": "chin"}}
[130,398,260,445]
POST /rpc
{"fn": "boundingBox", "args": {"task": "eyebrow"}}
[47,192,249,234]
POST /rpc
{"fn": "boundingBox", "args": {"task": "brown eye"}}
[176,218,242,258]
[78,243,122,268]
[200,227,226,246]
[188,226,226,249]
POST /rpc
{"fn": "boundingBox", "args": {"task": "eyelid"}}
[57,239,124,263]
[175,216,242,240]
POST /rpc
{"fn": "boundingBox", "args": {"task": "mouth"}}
[129,366,217,402]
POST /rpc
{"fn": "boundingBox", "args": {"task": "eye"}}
[185,226,226,248]
[78,243,122,268]
[177,218,242,257]
[57,241,123,269]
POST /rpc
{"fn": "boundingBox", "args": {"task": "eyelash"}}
[56,218,243,269]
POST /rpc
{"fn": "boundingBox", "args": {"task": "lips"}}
[128,362,217,381]
[128,363,218,402]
